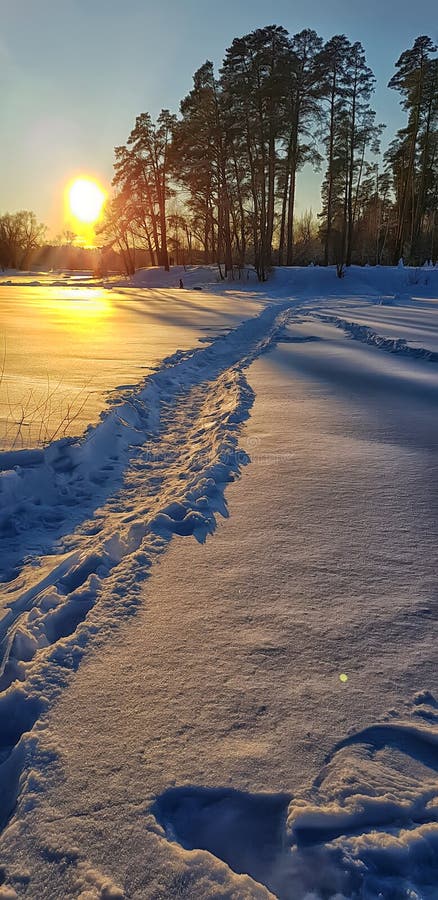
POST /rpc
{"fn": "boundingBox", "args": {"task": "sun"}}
[68,177,106,224]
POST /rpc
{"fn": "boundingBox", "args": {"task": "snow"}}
[123,264,258,289]
[0,266,437,898]
[0,270,266,450]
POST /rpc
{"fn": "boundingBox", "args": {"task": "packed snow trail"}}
[0,297,294,582]
[0,299,296,835]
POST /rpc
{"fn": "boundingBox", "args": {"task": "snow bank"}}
[2,263,438,296]
[271,264,438,305]
[315,313,438,362]
[114,264,257,290]
[114,263,438,297]
[346,263,438,299]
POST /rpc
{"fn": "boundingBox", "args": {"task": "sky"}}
[1,0,436,238]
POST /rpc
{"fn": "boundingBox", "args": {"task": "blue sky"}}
[1,0,436,236]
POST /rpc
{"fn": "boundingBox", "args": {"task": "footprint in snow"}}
[151,694,438,899]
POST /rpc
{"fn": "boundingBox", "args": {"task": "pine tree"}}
[173,61,234,274]
[278,29,323,266]
[220,26,291,279]
[318,35,351,266]
[387,36,437,263]
[113,111,176,271]
[319,37,380,270]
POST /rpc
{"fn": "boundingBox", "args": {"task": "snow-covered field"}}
[0,266,437,899]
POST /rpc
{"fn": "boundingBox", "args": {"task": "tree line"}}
[99,27,437,279]
[0,219,124,274]
[2,28,436,278]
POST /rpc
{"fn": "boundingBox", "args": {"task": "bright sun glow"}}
[68,177,106,224]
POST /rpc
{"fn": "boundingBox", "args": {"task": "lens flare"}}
[68,177,106,224]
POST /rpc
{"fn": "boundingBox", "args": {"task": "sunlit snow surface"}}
[0,267,265,450]
[0,266,437,899]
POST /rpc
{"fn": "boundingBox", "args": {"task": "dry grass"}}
[0,341,92,451]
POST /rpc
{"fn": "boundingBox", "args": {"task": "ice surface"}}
[0,269,266,450]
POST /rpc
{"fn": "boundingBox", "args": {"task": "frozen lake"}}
[0,281,265,450]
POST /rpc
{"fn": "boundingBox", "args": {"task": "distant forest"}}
[1,28,437,279]
[0,213,123,276]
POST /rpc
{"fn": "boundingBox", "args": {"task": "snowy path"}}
[0,298,294,847]
[0,268,437,899]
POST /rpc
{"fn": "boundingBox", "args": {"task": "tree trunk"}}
[324,73,337,266]
[346,71,357,267]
